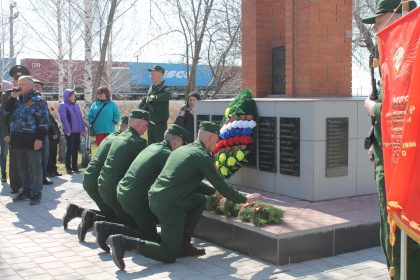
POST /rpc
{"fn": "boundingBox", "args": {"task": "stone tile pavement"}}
[0,174,389,279]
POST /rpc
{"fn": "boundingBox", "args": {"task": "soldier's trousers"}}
[375,165,420,280]
[138,193,207,263]
[9,147,22,192]
[83,173,116,219]
[99,187,136,228]
[118,194,160,242]
[147,123,167,144]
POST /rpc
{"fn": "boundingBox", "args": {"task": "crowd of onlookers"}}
[0,64,199,206]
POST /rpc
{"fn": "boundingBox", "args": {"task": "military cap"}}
[9,65,30,80]
[148,65,165,74]
[362,0,417,24]
[167,124,189,143]
[33,79,44,86]
[121,115,129,124]
[130,109,156,125]
[199,121,220,135]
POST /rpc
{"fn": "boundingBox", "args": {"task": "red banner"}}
[378,7,420,244]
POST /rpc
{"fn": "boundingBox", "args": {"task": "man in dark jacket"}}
[5,76,49,205]
[47,109,61,177]
[139,65,171,144]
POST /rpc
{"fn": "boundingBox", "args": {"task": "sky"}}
[2,0,419,96]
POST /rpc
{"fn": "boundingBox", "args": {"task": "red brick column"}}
[242,0,352,98]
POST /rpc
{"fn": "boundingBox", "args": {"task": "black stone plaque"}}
[326,118,349,177]
[280,118,300,176]
[258,117,277,172]
[272,47,286,95]
[211,115,224,126]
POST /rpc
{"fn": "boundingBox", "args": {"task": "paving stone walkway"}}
[0,174,389,279]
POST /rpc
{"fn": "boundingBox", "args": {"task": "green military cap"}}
[130,109,156,125]
[9,65,30,80]
[199,121,220,135]
[120,115,129,124]
[362,0,417,24]
[33,79,44,86]
[167,124,189,143]
[148,65,165,74]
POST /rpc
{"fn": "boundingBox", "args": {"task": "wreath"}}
[213,89,258,178]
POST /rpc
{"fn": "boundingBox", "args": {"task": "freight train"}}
[15,58,213,100]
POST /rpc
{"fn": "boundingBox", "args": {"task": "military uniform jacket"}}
[148,139,247,209]
[98,127,147,190]
[138,81,171,124]
[84,132,121,178]
[117,140,172,202]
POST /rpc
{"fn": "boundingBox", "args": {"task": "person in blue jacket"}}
[88,86,120,146]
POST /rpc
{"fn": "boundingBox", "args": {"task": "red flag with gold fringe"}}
[378,6,420,244]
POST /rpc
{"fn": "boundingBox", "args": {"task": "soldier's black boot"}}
[63,203,85,229]
[179,232,205,257]
[78,210,96,242]
[94,221,124,253]
[110,234,140,270]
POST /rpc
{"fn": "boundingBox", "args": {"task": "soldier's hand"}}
[364,97,376,117]
[246,193,262,203]
[3,136,10,143]
[34,139,43,150]
[179,109,185,117]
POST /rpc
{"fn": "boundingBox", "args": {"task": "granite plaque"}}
[280,118,300,176]
[326,118,349,177]
[258,117,277,172]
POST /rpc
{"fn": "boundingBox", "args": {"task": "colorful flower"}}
[225,107,231,117]
[236,150,245,161]
[219,153,227,163]
[227,157,236,166]
[215,161,221,169]
[220,166,229,176]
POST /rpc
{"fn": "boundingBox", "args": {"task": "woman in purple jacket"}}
[58,89,85,174]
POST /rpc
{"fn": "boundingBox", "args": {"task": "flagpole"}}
[398,3,409,279]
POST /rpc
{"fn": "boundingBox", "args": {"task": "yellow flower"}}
[236,150,245,161]
[224,107,231,117]
[215,161,220,169]
[220,166,228,176]
[227,157,236,166]
[219,153,227,163]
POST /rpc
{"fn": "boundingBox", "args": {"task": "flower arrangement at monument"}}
[212,89,258,178]
[206,192,284,226]
[207,89,284,226]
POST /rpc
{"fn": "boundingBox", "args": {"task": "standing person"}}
[58,89,85,174]
[2,66,29,193]
[0,80,14,183]
[139,65,171,144]
[362,1,420,279]
[175,92,200,144]
[88,86,120,147]
[46,106,62,177]
[110,122,262,269]
[5,76,49,205]
[33,79,53,185]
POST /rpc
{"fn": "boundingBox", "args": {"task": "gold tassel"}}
[388,216,396,278]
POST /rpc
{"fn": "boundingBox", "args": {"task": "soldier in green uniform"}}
[139,65,171,144]
[63,115,130,229]
[77,109,152,242]
[363,1,420,279]
[94,124,188,253]
[109,121,262,270]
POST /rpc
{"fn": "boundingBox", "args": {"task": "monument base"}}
[195,190,380,266]
[196,97,376,201]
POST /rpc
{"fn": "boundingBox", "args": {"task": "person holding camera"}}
[175,92,200,144]
[88,86,120,147]
[5,76,49,205]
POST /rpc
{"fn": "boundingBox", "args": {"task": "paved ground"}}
[0,174,390,280]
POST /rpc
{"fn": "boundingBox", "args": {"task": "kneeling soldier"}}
[109,121,262,269]
[94,124,188,252]
[78,109,151,241]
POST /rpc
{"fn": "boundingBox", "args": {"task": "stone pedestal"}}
[196,98,376,201]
